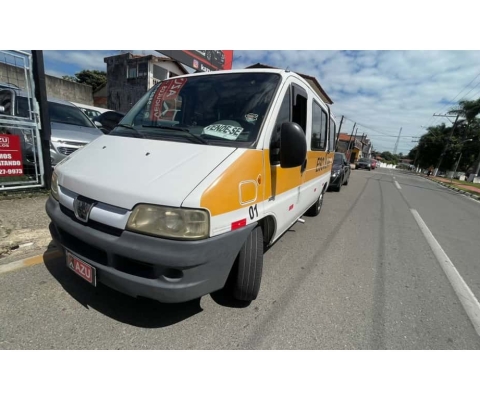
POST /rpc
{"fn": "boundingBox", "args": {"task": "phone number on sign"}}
[0,169,23,175]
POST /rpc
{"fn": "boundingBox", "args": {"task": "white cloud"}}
[234,50,480,153]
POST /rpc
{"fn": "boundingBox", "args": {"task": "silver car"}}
[0,84,103,168]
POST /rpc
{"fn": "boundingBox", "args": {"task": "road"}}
[1,168,480,349]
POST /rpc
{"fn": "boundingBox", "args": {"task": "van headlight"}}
[126,205,210,240]
[51,171,59,201]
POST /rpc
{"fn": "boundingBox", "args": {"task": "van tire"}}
[305,193,323,217]
[233,226,264,301]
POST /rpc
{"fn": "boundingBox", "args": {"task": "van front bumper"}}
[46,197,255,303]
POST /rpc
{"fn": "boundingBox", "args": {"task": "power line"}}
[414,70,480,138]
[342,116,397,138]
[466,87,480,100]
[434,71,480,115]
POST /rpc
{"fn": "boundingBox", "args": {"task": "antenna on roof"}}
[285,66,290,72]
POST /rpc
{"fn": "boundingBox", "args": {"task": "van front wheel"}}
[233,226,264,301]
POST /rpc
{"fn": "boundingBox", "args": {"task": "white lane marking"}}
[394,181,402,190]
[410,209,480,336]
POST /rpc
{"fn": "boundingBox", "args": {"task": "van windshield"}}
[115,72,281,147]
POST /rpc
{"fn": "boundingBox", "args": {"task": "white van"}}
[46,68,336,304]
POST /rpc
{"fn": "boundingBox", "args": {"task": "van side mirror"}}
[94,120,102,128]
[280,122,307,168]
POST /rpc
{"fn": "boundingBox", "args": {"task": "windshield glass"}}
[116,72,281,147]
[48,102,95,127]
[359,158,370,163]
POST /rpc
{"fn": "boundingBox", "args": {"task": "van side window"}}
[311,101,327,151]
[292,85,307,132]
[330,119,336,151]
[270,86,290,165]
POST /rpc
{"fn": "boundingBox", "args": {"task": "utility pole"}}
[32,51,52,189]
[393,127,402,155]
[433,113,460,177]
[335,116,344,151]
[346,123,356,162]
[351,127,359,163]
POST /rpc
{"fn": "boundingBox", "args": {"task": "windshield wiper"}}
[114,124,146,138]
[142,124,208,145]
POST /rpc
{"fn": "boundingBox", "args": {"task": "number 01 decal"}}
[249,204,258,220]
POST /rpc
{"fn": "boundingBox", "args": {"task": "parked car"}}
[370,159,377,169]
[0,84,103,168]
[92,110,125,134]
[71,102,112,121]
[355,157,372,170]
[329,152,350,192]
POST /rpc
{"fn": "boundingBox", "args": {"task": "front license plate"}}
[66,251,97,286]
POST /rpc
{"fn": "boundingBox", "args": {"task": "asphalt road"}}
[1,168,480,349]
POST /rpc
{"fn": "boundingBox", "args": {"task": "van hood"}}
[56,135,236,210]
[51,122,103,143]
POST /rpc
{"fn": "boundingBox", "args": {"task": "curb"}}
[420,175,480,203]
[0,249,63,275]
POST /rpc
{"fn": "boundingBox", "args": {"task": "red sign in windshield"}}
[147,78,187,122]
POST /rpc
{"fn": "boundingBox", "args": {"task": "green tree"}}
[415,97,480,172]
[448,98,480,173]
[62,70,107,92]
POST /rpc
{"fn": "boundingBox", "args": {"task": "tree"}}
[62,70,107,92]
[379,151,400,164]
[448,98,480,173]
[415,123,452,169]
[415,97,480,172]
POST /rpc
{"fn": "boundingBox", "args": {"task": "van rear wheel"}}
[233,226,264,301]
[305,193,324,217]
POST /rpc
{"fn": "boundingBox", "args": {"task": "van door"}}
[302,99,329,204]
[263,83,308,239]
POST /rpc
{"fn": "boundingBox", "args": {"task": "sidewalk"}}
[0,192,57,265]
[419,174,480,201]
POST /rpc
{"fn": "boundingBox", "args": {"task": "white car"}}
[71,103,112,121]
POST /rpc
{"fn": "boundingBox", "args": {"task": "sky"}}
[40,50,480,155]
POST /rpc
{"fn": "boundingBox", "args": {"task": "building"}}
[93,83,107,108]
[361,137,372,159]
[245,63,333,105]
[104,53,189,113]
[336,133,364,163]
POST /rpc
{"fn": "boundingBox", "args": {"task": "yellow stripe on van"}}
[201,150,264,216]
[200,149,334,217]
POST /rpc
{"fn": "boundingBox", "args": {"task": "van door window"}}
[292,84,307,132]
[311,101,327,151]
[330,118,336,151]
[270,86,290,165]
